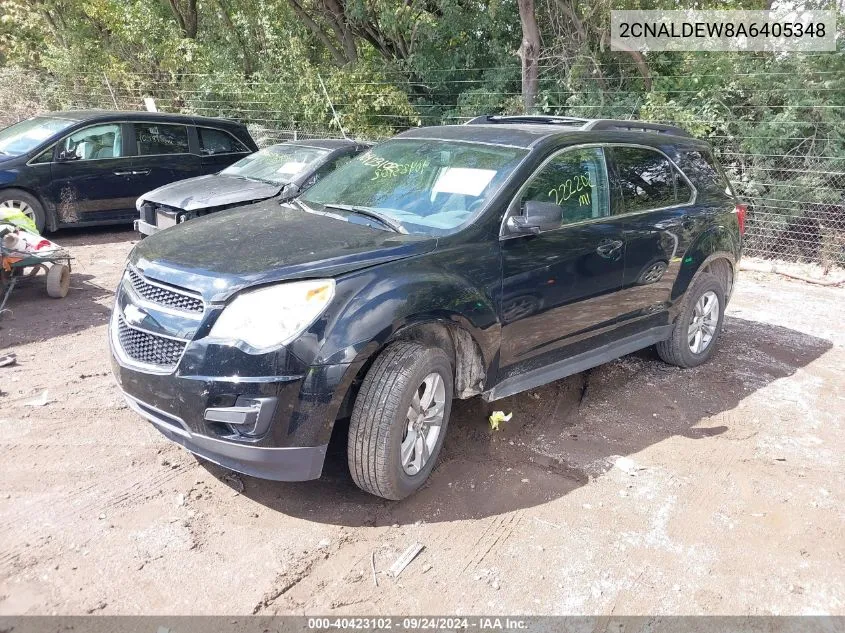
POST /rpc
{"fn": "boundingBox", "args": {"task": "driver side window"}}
[521,147,610,227]
[60,124,124,161]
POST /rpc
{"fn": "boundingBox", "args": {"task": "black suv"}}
[0,110,256,232]
[109,116,743,500]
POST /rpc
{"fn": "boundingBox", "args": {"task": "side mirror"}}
[507,200,562,234]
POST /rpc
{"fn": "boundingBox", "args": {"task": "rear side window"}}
[610,147,693,213]
[134,123,189,156]
[198,127,246,155]
[677,150,730,198]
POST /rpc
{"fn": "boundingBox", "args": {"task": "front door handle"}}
[113,170,133,176]
[596,239,624,259]
[133,169,151,176]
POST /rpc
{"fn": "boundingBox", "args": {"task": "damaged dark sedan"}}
[135,139,369,236]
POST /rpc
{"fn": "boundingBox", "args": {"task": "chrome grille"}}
[126,267,203,314]
[116,314,187,368]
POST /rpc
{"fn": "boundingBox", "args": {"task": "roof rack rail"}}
[465,114,692,137]
[465,114,590,126]
[581,119,692,137]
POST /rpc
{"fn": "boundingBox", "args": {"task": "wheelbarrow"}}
[0,240,73,316]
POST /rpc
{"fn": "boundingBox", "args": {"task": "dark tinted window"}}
[521,147,609,226]
[198,127,245,155]
[677,150,730,197]
[134,123,189,155]
[675,171,693,201]
[611,147,677,213]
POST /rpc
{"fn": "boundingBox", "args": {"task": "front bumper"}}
[109,264,363,481]
[123,392,327,480]
[134,219,159,236]
[111,351,357,480]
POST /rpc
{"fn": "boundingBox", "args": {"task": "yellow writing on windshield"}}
[359,151,430,180]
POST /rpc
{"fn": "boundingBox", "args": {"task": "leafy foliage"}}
[1,0,844,264]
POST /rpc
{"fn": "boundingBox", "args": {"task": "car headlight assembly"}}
[208,279,335,352]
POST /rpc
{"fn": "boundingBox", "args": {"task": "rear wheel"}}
[0,189,47,234]
[655,272,725,368]
[348,341,453,500]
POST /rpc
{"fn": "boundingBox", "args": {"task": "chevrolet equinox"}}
[109,116,744,500]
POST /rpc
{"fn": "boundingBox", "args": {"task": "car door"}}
[131,121,201,195]
[607,145,701,334]
[196,125,252,175]
[47,122,137,223]
[498,146,628,379]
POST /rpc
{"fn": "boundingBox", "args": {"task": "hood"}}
[0,153,25,174]
[131,201,437,302]
[142,173,283,211]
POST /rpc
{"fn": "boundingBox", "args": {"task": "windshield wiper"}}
[235,174,278,185]
[322,204,408,234]
[290,198,313,212]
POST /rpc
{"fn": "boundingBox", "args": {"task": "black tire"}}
[348,341,454,500]
[656,272,726,368]
[0,189,47,234]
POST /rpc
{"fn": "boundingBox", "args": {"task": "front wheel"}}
[0,189,47,234]
[348,341,453,500]
[655,272,726,368]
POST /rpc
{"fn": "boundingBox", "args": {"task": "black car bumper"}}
[110,334,359,481]
[122,392,328,480]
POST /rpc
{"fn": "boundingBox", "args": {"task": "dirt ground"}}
[0,228,843,616]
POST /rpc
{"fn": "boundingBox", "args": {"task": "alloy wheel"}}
[688,290,719,354]
[400,372,446,475]
[0,199,35,221]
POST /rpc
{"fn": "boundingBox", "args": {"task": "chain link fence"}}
[2,66,843,269]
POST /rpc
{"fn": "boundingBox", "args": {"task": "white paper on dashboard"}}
[432,168,496,196]
[277,161,307,174]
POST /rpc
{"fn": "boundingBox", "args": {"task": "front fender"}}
[0,170,20,187]
[302,256,500,372]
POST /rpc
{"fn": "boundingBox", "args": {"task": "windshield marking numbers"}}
[359,151,430,180]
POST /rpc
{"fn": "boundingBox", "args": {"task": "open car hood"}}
[142,174,283,211]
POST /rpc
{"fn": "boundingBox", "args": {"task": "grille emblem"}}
[123,303,146,326]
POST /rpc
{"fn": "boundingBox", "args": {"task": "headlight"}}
[208,279,335,351]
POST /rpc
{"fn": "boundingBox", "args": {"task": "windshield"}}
[300,139,527,235]
[0,116,75,156]
[221,144,330,184]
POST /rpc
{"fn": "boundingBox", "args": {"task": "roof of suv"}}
[396,116,709,150]
[42,109,248,128]
[281,139,370,151]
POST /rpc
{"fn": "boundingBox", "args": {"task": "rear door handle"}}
[596,239,624,258]
[113,170,133,176]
